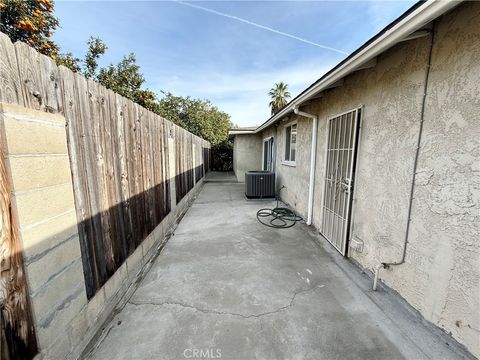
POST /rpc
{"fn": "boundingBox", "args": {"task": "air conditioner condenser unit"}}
[245,171,275,199]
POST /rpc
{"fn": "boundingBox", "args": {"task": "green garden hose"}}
[256,198,303,229]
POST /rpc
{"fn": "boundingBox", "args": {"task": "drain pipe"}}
[373,25,435,290]
[373,263,383,291]
[293,106,318,226]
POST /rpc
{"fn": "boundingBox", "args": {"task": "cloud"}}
[148,58,336,126]
[175,1,349,55]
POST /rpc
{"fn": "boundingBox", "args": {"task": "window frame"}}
[282,121,297,166]
[262,136,275,171]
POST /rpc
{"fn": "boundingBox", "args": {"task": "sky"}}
[52,0,417,127]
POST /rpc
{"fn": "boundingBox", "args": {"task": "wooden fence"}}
[0,30,210,312]
[175,125,194,203]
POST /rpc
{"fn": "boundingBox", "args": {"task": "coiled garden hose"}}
[256,198,303,229]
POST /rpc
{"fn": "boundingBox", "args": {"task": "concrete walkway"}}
[86,183,467,360]
[204,171,237,183]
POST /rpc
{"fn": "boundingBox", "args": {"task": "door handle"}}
[341,177,351,192]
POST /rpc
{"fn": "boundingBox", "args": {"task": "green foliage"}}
[157,92,233,145]
[55,51,81,72]
[1,0,232,144]
[211,140,233,171]
[0,0,59,56]
[97,53,159,112]
[83,36,107,78]
[269,82,291,115]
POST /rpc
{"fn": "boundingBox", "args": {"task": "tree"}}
[269,82,291,115]
[83,36,107,78]
[157,92,233,145]
[0,0,59,56]
[97,53,159,112]
[0,0,81,72]
[1,0,233,144]
[54,36,108,76]
[55,51,81,72]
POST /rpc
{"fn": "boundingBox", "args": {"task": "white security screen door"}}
[263,137,275,172]
[321,108,361,255]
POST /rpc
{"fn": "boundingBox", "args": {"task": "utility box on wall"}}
[245,171,275,198]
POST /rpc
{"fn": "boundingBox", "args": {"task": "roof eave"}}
[254,0,460,134]
[228,130,256,135]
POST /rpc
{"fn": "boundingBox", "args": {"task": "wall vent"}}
[245,171,275,199]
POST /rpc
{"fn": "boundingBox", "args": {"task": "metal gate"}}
[321,108,361,255]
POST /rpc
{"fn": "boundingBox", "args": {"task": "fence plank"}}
[38,54,63,113]
[58,66,95,297]
[144,111,153,231]
[14,42,43,110]
[0,33,23,106]
[139,108,151,234]
[162,118,172,213]
[76,75,108,288]
[158,116,167,219]
[106,89,127,264]
[124,100,140,251]
[87,80,115,277]
[98,85,123,268]
[134,104,147,243]
[147,111,156,231]
[115,94,133,256]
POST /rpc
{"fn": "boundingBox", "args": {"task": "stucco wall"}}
[256,2,479,356]
[270,118,312,215]
[398,3,480,353]
[233,134,262,182]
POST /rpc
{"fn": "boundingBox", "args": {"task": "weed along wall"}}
[0,31,210,359]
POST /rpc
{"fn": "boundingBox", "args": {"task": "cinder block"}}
[103,261,127,301]
[14,182,76,229]
[1,117,68,155]
[40,328,71,360]
[36,284,86,350]
[0,102,65,123]
[31,260,87,319]
[8,155,72,191]
[26,235,82,295]
[21,209,78,261]
[85,287,106,330]
[152,218,169,246]
[104,281,129,316]
[142,231,157,259]
[66,306,89,350]
[126,245,144,279]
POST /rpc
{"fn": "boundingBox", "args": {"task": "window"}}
[284,123,297,164]
[263,137,274,171]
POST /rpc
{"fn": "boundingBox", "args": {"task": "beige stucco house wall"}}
[233,2,479,356]
[232,133,262,182]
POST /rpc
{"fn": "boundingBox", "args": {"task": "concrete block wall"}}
[0,102,206,359]
[0,103,86,356]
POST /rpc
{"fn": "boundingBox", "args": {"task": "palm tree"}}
[269,82,291,115]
